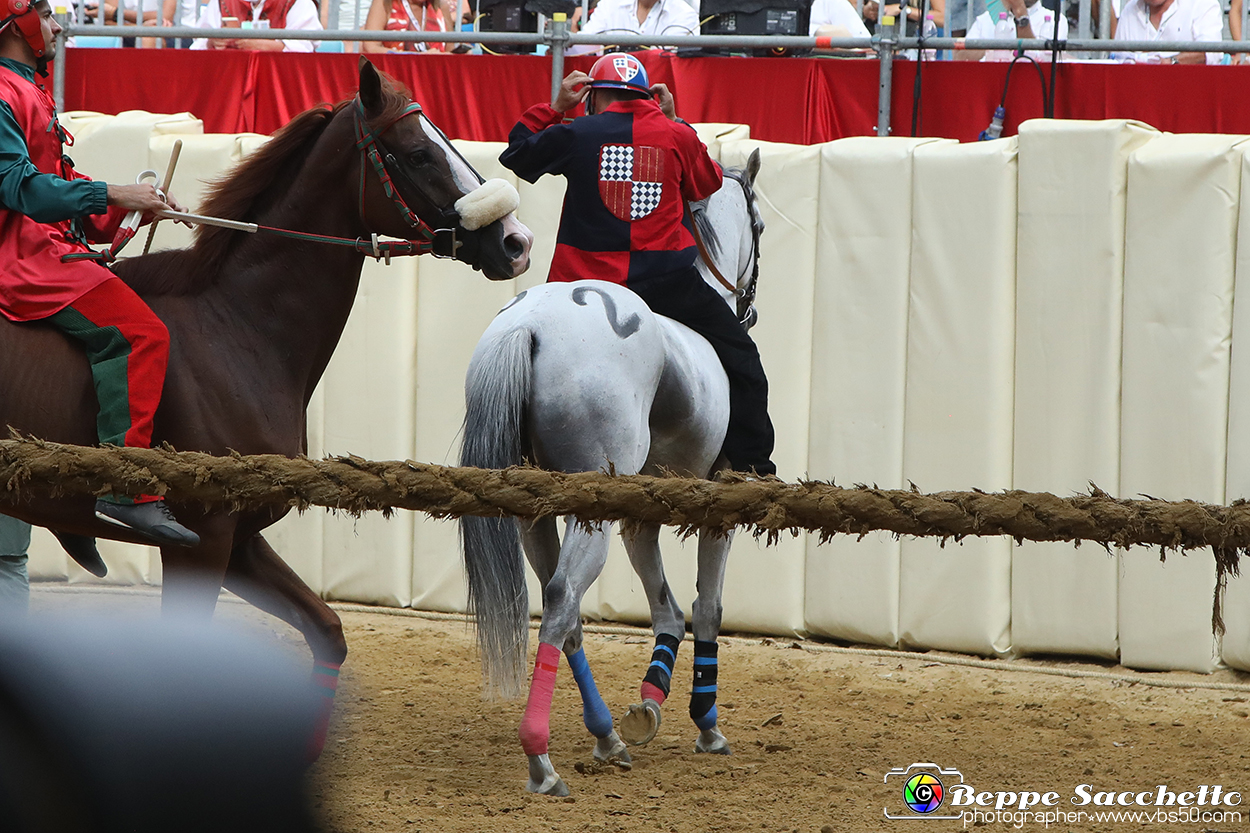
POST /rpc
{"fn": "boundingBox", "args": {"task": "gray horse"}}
[459,150,763,795]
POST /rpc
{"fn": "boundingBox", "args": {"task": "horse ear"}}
[745,148,761,187]
[359,57,383,117]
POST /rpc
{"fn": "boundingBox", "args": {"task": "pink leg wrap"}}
[308,659,342,762]
[641,681,668,705]
[518,642,561,756]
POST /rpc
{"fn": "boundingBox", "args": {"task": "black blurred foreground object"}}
[0,616,322,833]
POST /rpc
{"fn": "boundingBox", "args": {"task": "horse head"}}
[692,148,764,329]
[355,59,533,281]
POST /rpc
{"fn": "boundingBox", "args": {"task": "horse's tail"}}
[459,326,533,699]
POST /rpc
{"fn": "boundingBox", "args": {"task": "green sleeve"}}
[0,101,107,223]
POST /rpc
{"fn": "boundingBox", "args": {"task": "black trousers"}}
[629,267,776,476]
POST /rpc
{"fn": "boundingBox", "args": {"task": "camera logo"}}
[884,763,964,820]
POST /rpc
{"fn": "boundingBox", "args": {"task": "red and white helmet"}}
[587,53,651,96]
[0,0,46,59]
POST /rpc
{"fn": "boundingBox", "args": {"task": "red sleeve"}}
[64,167,129,242]
[517,103,567,135]
[675,122,723,202]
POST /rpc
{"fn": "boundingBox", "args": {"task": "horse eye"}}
[408,149,434,167]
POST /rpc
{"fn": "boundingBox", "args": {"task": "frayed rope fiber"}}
[1,435,1246,632]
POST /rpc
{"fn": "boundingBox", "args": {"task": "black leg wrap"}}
[689,640,719,730]
[642,633,681,699]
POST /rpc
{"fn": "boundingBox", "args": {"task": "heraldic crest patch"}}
[599,144,665,221]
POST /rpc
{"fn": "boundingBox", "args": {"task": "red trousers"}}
[46,277,169,452]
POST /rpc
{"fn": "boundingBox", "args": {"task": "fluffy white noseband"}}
[455,178,520,231]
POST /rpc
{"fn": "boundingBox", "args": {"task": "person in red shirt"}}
[500,54,775,476]
[0,0,199,547]
[362,0,447,52]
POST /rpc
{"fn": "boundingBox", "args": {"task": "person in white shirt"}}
[191,0,323,51]
[567,0,699,55]
[956,0,1067,60]
[809,0,871,38]
[1113,0,1222,64]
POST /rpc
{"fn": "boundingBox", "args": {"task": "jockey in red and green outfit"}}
[0,0,198,548]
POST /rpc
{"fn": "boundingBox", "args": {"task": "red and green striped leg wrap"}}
[45,278,169,505]
[308,659,342,761]
[641,633,680,705]
[689,640,719,731]
[519,642,561,756]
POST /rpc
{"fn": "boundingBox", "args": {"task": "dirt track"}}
[32,586,1250,832]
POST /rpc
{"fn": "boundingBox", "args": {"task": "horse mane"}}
[120,71,416,296]
[691,163,755,265]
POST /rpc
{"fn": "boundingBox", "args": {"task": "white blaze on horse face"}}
[417,113,481,196]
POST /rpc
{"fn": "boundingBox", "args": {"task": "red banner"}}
[59,48,1250,143]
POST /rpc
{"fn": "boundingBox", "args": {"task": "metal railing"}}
[52,11,1250,140]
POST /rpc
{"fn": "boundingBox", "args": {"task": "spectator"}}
[955,0,1067,60]
[863,0,945,36]
[945,0,983,34]
[161,0,199,46]
[191,0,323,50]
[809,0,872,39]
[1113,0,1222,63]
[567,0,699,55]
[361,0,447,51]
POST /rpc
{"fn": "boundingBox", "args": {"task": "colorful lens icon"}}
[903,772,944,813]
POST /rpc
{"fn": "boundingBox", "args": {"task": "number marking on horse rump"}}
[571,286,641,339]
[499,289,528,315]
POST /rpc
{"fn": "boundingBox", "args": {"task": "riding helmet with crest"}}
[586,53,651,96]
[0,0,46,59]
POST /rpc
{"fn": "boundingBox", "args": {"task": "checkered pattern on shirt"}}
[631,182,663,220]
[600,144,634,181]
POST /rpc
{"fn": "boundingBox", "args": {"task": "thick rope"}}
[3,436,1246,631]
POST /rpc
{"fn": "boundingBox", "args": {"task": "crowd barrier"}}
[24,110,1250,674]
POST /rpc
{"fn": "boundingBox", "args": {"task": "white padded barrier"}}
[318,255,420,608]
[897,138,1018,657]
[805,136,951,646]
[1117,134,1246,673]
[590,138,816,636]
[1220,151,1250,672]
[409,142,528,614]
[146,133,269,253]
[1010,120,1157,660]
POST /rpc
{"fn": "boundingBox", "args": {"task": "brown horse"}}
[0,59,532,754]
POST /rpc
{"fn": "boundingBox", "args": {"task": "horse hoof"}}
[593,730,633,770]
[525,754,570,796]
[619,699,661,746]
[694,728,732,755]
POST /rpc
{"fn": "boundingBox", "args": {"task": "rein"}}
[686,169,762,327]
[65,98,462,267]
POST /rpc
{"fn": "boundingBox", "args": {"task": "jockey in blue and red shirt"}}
[500,54,776,476]
[0,0,198,547]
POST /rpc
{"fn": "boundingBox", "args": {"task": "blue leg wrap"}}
[568,648,614,738]
[689,640,719,731]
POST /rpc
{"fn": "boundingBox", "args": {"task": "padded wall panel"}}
[898,139,1017,657]
[1220,152,1250,672]
[805,136,950,646]
[1118,134,1245,672]
[263,382,328,595]
[596,140,816,636]
[59,111,201,191]
[26,527,68,582]
[146,133,267,253]
[409,142,528,614]
[319,256,419,607]
[1011,120,1157,659]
